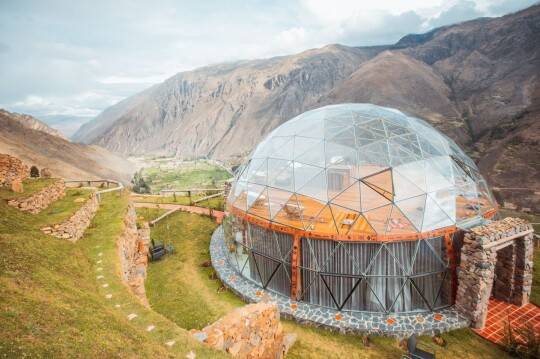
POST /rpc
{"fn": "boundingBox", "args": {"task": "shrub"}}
[503,319,540,358]
[30,165,40,178]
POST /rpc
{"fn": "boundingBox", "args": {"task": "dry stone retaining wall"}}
[0,153,28,193]
[190,302,296,358]
[8,180,65,214]
[455,217,534,329]
[117,202,150,306]
[41,193,99,241]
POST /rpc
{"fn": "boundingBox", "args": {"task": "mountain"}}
[74,5,540,210]
[0,109,135,183]
[1,109,68,140]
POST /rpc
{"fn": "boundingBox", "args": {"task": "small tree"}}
[30,165,40,178]
[131,170,150,194]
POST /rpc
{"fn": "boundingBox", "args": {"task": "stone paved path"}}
[133,202,225,223]
[473,298,540,345]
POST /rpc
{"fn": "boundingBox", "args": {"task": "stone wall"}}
[0,153,28,193]
[8,180,65,214]
[455,217,534,329]
[41,193,99,242]
[117,202,150,306]
[190,302,296,358]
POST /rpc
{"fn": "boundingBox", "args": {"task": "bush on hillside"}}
[30,165,40,178]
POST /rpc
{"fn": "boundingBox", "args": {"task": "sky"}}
[0,0,537,136]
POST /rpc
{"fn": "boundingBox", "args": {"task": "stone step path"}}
[473,298,540,345]
[93,240,183,353]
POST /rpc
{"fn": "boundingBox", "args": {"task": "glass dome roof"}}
[227,104,497,237]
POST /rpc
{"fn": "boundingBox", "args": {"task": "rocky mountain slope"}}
[74,5,540,210]
[1,109,67,140]
[0,109,135,182]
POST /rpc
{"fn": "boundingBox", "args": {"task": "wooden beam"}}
[483,230,534,250]
[290,234,301,300]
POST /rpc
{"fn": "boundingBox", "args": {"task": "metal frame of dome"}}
[224,103,498,314]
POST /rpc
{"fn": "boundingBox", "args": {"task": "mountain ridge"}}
[74,4,540,210]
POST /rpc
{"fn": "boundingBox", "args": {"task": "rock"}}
[432,335,446,347]
[190,302,295,358]
[74,197,86,203]
[10,179,23,193]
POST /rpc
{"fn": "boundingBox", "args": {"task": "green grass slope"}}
[0,183,225,358]
[145,211,511,359]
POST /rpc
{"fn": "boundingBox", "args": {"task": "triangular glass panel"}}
[383,120,412,138]
[267,187,293,220]
[411,273,445,310]
[362,169,393,201]
[272,194,304,230]
[326,126,356,148]
[411,239,445,273]
[274,232,294,263]
[293,162,323,192]
[385,240,418,275]
[392,168,425,202]
[232,189,248,212]
[296,194,326,229]
[294,136,321,159]
[363,204,392,234]
[304,205,338,234]
[330,181,361,212]
[247,189,270,220]
[267,136,294,161]
[247,183,265,209]
[325,141,359,177]
[395,194,426,232]
[327,171,355,200]
[267,159,294,191]
[428,188,456,223]
[425,156,454,192]
[246,158,265,182]
[417,134,445,159]
[385,277,410,312]
[348,214,376,236]
[296,169,328,203]
[295,139,326,167]
[364,277,387,312]
[329,204,361,235]
[389,134,423,166]
[360,182,392,212]
[356,140,391,177]
[422,195,454,232]
[385,205,417,234]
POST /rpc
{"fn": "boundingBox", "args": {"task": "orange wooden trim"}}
[483,208,498,220]
[444,232,458,304]
[290,234,301,300]
[230,206,457,242]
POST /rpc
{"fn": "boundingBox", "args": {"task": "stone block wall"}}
[190,302,296,358]
[0,153,28,192]
[455,217,534,329]
[8,180,65,214]
[41,193,99,242]
[117,202,150,306]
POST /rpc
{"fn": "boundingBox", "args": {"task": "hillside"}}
[0,186,224,358]
[0,109,135,183]
[0,109,67,140]
[74,5,540,209]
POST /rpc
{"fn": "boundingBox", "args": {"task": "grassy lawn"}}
[142,161,231,193]
[0,186,226,358]
[145,211,510,359]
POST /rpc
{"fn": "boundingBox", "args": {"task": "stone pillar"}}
[455,233,497,328]
[512,231,534,306]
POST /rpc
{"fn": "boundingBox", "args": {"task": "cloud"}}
[0,0,536,134]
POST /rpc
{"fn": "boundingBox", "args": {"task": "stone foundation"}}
[8,180,65,214]
[0,153,28,192]
[117,203,150,306]
[190,302,296,358]
[41,193,99,241]
[455,217,534,329]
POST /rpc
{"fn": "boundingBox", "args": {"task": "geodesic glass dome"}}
[224,103,498,314]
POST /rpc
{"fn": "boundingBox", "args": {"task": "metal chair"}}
[401,335,435,359]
